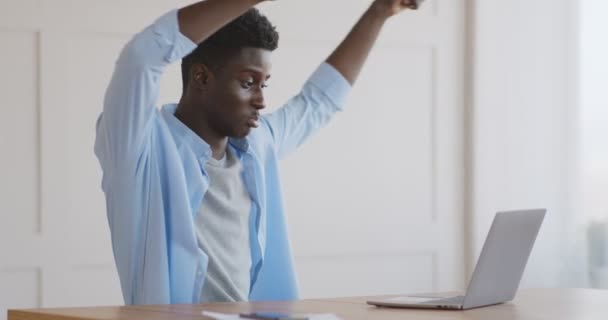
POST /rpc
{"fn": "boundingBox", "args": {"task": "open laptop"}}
[367,208,546,310]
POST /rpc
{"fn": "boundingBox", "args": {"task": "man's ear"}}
[190,63,213,89]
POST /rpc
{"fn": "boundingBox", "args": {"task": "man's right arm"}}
[178,0,265,44]
[95,0,265,173]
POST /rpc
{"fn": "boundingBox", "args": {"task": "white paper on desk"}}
[202,311,241,319]
[201,311,341,320]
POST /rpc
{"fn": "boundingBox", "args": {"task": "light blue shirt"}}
[94,9,350,305]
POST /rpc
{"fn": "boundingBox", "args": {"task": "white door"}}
[0,0,465,316]
[260,0,466,297]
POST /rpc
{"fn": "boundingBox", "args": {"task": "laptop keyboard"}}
[425,295,465,305]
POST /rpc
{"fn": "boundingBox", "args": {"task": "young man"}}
[95,0,419,305]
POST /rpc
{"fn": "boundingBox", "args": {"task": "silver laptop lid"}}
[463,209,546,309]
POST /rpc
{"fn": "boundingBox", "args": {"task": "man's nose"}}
[252,88,266,110]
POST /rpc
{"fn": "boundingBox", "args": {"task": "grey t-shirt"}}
[196,148,252,302]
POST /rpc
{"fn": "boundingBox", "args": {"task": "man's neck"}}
[175,102,227,160]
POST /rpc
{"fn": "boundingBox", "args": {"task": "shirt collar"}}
[228,136,249,153]
[161,104,211,160]
[161,104,250,159]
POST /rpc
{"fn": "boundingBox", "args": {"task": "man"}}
[95,0,419,305]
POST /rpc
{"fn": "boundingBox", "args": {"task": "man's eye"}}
[241,80,269,89]
[241,80,254,88]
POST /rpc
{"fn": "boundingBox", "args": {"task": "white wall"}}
[0,1,191,318]
[468,0,582,287]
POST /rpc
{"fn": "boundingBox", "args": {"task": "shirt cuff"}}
[306,62,352,111]
[152,9,198,64]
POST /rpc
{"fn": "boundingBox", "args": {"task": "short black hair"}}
[181,8,279,90]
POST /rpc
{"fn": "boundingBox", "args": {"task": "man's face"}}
[199,47,272,138]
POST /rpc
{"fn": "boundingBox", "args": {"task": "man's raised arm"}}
[96,0,266,172]
[178,0,265,44]
[262,0,418,158]
[326,0,416,85]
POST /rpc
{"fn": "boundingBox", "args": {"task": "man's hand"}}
[370,0,420,18]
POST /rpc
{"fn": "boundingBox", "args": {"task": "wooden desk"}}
[8,288,607,320]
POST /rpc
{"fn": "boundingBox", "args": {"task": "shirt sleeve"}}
[95,9,197,173]
[261,62,352,159]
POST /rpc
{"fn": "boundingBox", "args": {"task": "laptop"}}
[367,208,546,310]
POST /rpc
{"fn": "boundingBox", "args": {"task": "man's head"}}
[180,8,279,139]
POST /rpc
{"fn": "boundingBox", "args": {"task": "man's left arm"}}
[326,0,417,85]
[263,0,418,158]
